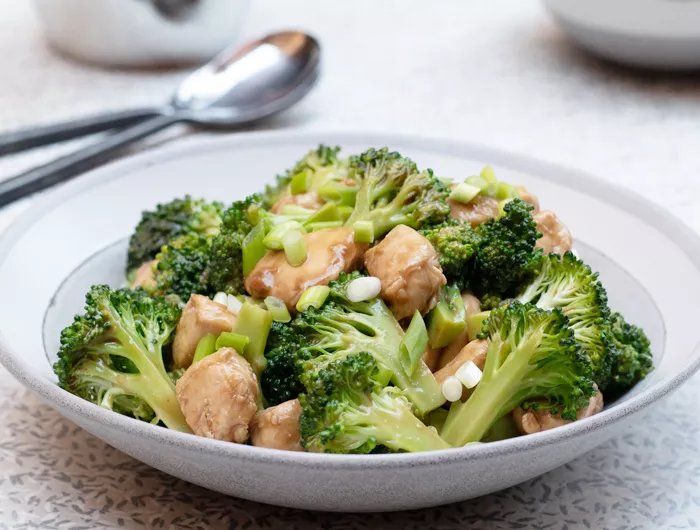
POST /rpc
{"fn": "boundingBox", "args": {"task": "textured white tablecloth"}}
[1,2,700,529]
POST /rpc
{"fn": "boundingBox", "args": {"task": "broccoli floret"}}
[344,148,451,238]
[299,352,451,453]
[152,233,212,301]
[479,293,504,310]
[441,302,596,446]
[206,194,264,295]
[515,252,618,391]
[292,272,445,415]
[420,220,482,288]
[53,286,191,432]
[467,198,543,297]
[126,196,223,272]
[606,312,653,397]
[261,321,310,406]
[265,145,348,205]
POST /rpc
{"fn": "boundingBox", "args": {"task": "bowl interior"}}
[0,131,698,430]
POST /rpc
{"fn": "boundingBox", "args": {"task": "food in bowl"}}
[52,145,653,453]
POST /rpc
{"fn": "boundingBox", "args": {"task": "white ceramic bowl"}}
[0,132,698,512]
[545,0,700,70]
[34,0,250,67]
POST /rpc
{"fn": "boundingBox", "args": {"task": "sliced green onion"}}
[307,220,343,232]
[465,175,497,197]
[353,220,375,243]
[279,204,315,217]
[455,360,482,389]
[427,285,467,348]
[215,331,250,353]
[317,184,359,206]
[467,310,491,341]
[450,182,481,204]
[441,376,463,402]
[338,205,354,222]
[296,285,330,312]
[438,177,454,186]
[227,294,243,315]
[282,230,307,267]
[233,302,272,377]
[290,169,312,195]
[399,310,429,376]
[265,296,292,323]
[346,276,381,302]
[242,223,268,276]
[263,220,307,250]
[303,203,341,225]
[494,182,517,201]
[192,334,217,364]
[246,204,263,225]
[213,292,228,305]
[480,165,497,184]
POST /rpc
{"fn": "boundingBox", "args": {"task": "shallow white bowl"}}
[0,132,699,512]
[545,0,700,70]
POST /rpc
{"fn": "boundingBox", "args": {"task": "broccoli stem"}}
[356,393,451,452]
[395,362,445,414]
[441,333,539,446]
[79,360,190,433]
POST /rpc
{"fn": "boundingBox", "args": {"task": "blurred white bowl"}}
[545,0,700,70]
[34,0,250,68]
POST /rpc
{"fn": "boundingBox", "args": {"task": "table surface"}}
[2,2,700,529]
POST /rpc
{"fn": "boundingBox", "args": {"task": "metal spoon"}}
[0,30,320,207]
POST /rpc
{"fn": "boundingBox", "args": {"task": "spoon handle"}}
[0,114,178,208]
[0,108,162,156]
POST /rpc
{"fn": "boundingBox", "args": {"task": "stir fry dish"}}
[53,146,653,453]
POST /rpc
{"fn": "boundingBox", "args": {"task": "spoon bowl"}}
[173,31,320,125]
[0,30,321,207]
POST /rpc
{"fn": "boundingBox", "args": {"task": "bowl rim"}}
[1,129,699,469]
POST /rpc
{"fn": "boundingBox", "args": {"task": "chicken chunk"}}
[130,259,157,290]
[534,210,572,256]
[448,195,500,228]
[512,386,604,435]
[434,339,488,386]
[176,347,259,443]
[172,294,237,369]
[270,191,325,214]
[245,228,367,311]
[516,186,540,213]
[438,292,482,369]
[364,225,446,321]
[250,399,304,451]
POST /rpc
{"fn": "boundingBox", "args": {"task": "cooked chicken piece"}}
[172,294,237,368]
[364,225,446,321]
[434,339,488,386]
[176,347,259,443]
[270,191,325,214]
[245,228,367,311]
[512,386,603,435]
[438,292,482,369]
[515,186,540,212]
[448,195,500,228]
[422,344,443,373]
[130,259,157,290]
[250,399,304,451]
[534,210,573,256]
